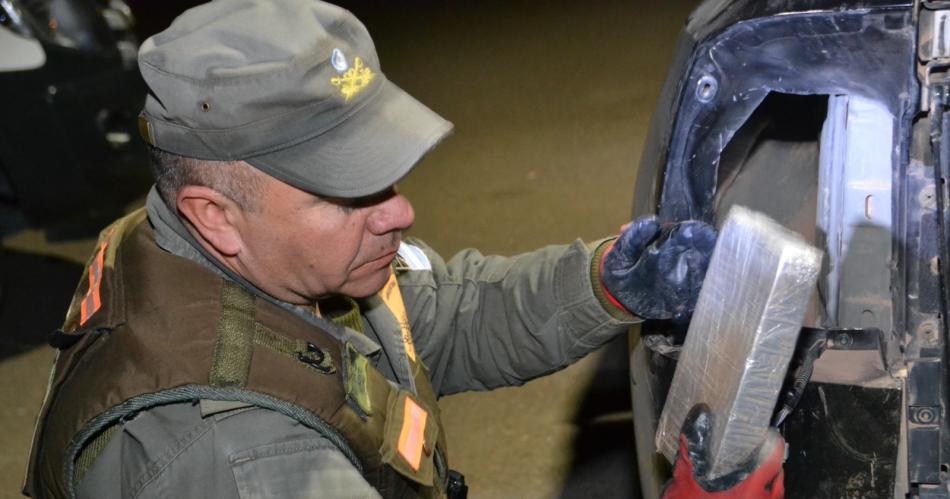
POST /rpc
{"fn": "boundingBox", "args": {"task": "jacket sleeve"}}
[399,238,640,397]
[77,402,381,499]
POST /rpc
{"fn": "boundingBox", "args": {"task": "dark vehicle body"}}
[0,0,148,238]
[630,0,950,497]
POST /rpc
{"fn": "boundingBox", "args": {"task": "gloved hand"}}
[601,216,716,322]
[662,405,785,499]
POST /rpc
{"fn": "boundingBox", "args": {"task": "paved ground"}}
[0,1,696,498]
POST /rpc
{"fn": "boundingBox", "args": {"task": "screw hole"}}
[201,102,211,112]
[921,325,939,341]
[695,75,718,103]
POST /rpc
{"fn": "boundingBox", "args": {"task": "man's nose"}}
[367,192,414,235]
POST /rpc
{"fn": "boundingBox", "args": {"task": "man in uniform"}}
[24,1,781,497]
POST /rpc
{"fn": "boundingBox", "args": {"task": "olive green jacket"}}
[76,189,637,498]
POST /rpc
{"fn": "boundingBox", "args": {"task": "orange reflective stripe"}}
[79,240,109,326]
[397,396,428,471]
[379,271,417,362]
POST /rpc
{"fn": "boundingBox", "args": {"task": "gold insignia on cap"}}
[330,57,375,102]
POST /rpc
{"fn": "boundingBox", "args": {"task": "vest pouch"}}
[380,389,440,487]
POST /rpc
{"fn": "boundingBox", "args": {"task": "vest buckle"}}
[296,342,336,374]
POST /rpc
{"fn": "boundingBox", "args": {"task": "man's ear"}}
[176,185,245,256]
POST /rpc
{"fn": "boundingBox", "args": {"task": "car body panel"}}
[627,1,949,497]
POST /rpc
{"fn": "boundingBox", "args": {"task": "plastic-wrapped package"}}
[655,205,822,477]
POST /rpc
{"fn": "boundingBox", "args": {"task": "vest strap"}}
[210,281,257,387]
[255,323,336,374]
[211,282,339,386]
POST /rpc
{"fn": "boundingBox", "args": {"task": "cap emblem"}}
[331,48,349,72]
[330,57,375,102]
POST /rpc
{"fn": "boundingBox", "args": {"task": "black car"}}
[0,0,149,239]
[630,0,950,497]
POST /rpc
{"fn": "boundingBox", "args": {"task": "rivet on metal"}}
[835,332,853,348]
[911,406,938,424]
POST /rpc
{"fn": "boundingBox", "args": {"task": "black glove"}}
[662,404,785,498]
[601,216,716,322]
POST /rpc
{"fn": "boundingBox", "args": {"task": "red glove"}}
[662,405,784,499]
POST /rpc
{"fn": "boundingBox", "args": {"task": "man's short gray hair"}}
[148,145,264,212]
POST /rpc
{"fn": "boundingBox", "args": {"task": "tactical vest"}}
[24,209,451,498]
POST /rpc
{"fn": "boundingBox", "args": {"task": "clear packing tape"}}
[655,205,822,478]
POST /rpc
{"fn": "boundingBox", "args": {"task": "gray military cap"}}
[138,0,452,198]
